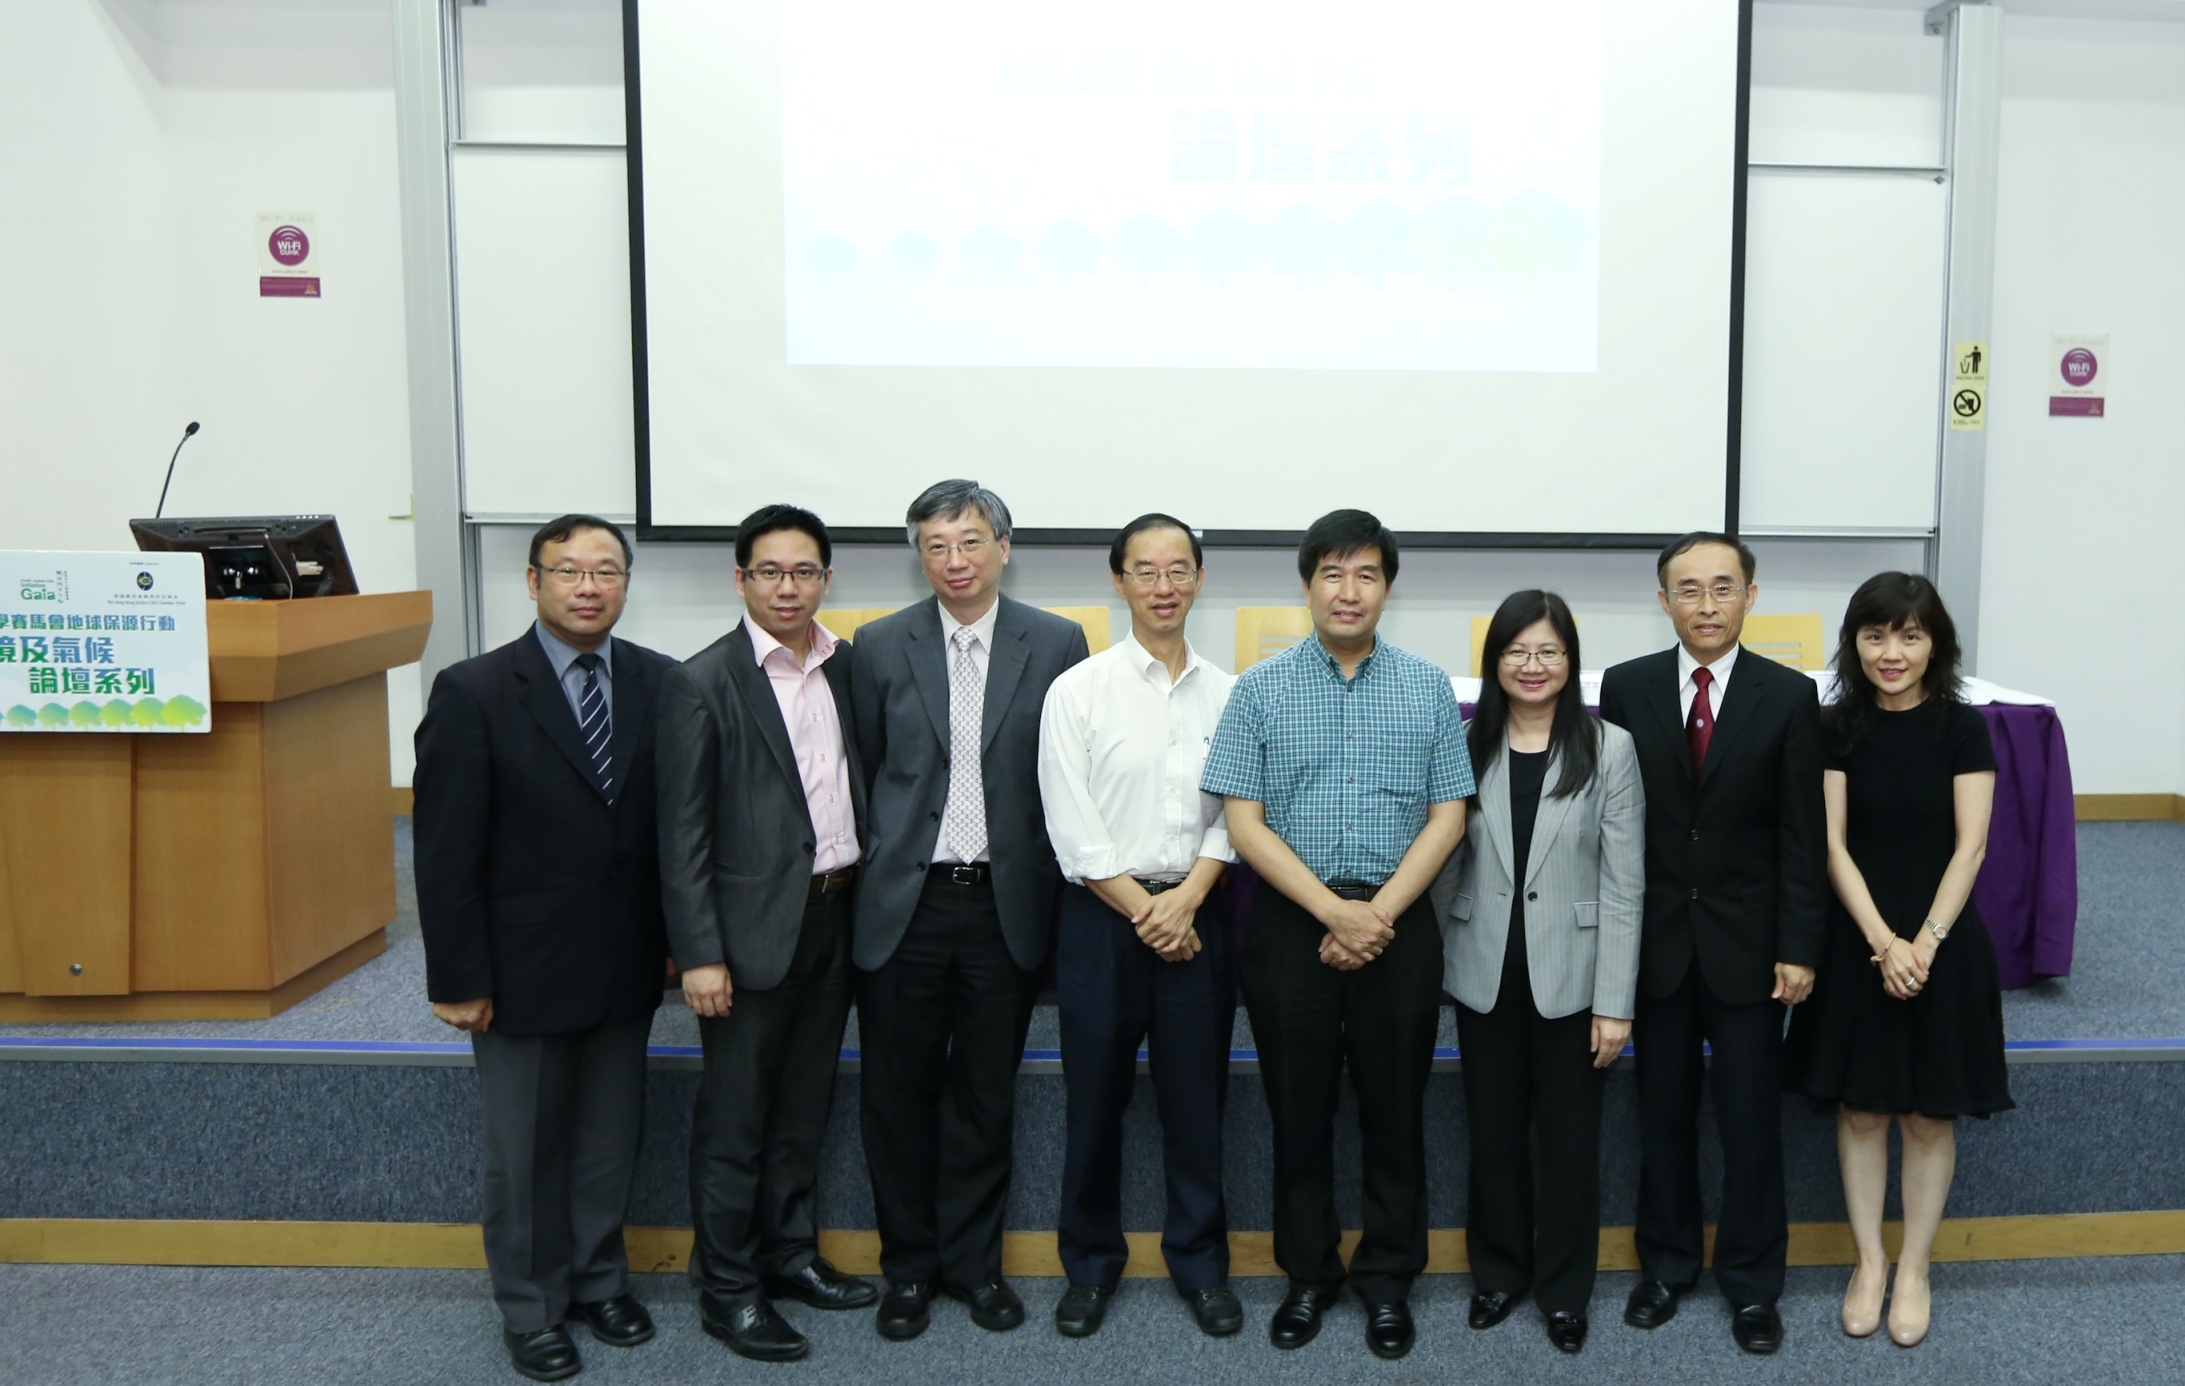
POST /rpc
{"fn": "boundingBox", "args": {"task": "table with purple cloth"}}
[1212,700,2076,990]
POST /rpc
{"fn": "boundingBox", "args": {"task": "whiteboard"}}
[451,147,637,520]
[1737,171,1946,533]
[448,151,1947,537]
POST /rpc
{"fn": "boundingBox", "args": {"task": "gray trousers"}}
[471,1015,652,1332]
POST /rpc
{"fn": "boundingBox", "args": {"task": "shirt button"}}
[1690,828,1700,841]
[1690,887,1701,901]
[1346,776,1354,783]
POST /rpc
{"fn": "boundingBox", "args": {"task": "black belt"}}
[809,866,858,897]
[929,861,992,886]
[1134,877,1186,895]
[1324,880,1381,902]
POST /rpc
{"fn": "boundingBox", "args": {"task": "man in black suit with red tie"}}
[415,515,676,1382]
[1597,533,1827,1356]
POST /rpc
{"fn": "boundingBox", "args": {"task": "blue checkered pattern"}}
[1200,634,1474,885]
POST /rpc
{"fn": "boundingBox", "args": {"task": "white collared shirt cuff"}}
[1196,828,1237,864]
[1057,845,1123,885]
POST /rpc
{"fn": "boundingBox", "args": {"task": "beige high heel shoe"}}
[1841,1259,1887,1338]
[1887,1267,1931,1347]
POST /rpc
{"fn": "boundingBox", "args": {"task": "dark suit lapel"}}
[606,637,655,804]
[823,648,870,828]
[1698,648,1768,787]
[1524,744,1579,890]
[724,625,803,799]
[514,633,611,803]
[906,600,954,753]
[1644,648,1685,763]
[980,598,1032,754]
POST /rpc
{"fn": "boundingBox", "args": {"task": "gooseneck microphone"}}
[154,421,201,519]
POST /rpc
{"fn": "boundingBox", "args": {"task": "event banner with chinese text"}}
[0,552,210,733]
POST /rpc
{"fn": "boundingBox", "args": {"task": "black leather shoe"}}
[1624,1278,1681,1329]
[1269,1285,1335,1350]
[1365,1301,1415,1360]
[502,1326,581,1382]
[1547,1310,1588,1354]
[765,1258,880,1311]
[1468,1290,1518,1330]
[875,1280,937,1341]
[701,1301,809,1363]
[1732,1303,1783,1355]
[1054,1283,1113,1337]
[1181,1285,1244,1337]
[946,1280,1026,1331]
[571,1295,654,1347]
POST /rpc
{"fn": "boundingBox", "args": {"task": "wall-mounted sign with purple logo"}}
[255,211,321,299]
[2050,333,2107,417]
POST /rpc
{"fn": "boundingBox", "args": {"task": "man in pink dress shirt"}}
[657,504,875,1362]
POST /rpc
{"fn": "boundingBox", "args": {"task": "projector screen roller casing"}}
[627,0,1750,542]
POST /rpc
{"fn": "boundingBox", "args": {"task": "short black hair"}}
[1655,531,1755,588]
[1108,513,1203,575]
[1297,509,1399,585]
[735,503,832,568]
[529,514,631,570]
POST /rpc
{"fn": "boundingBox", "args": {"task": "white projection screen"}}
[629,0,1749,540]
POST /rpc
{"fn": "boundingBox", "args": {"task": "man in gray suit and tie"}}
[656,504,876,1363]
[851,480,1090,1341]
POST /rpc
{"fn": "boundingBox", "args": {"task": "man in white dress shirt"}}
[1036,514,1243,1340]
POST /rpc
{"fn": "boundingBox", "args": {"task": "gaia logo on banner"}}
[2049,333,2107,417]
[257,210,321,299]
[0,552,211,733]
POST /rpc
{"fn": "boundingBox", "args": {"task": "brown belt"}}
[809,866,859,897]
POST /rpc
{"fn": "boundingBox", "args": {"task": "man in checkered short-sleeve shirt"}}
[1201,509,1473,1361]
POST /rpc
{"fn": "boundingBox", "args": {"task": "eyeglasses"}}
[923,537,991,562]
[742,565,826,586]
[538,565,627,589]
[1124,566,1200,589]
[1501,646,1567,667]
[1667,582,1747,605]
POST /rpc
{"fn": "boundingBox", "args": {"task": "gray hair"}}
[904,478,1014,548]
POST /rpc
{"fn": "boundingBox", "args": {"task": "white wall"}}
[1980,13,2185,793]
[7,2,2182,793]
[0,0,422,781]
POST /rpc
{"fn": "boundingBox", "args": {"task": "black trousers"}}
[1454,932,1603,1316]
[1055,883,1233,1291]
[858,873,1041,1287]
[471,1015,651,1333]
[1633,962,1789,1307]
[1242,886,1442,1304]
[687,888,855,1314]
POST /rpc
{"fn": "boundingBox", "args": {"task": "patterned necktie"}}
[574,652,615,801]
[944,626,987,861]
[1686,664,1714,779]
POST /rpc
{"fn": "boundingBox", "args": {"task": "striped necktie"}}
[573,651,615,801]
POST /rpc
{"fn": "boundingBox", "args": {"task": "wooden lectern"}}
[0,592,432,1020]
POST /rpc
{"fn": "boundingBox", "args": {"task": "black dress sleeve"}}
[1946,701,1998,775]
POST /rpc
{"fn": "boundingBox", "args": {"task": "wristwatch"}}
[1924,917,1950,943]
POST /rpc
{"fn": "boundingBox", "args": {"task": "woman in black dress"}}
[1796,573,2012,1348]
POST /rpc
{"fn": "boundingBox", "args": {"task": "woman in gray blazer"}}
[1431,590,1644,1354]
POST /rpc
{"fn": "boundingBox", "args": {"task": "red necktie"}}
[1687,665,1714,778]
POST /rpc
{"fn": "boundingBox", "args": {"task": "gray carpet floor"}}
[3,1259,2182,1386]
[2,820,2182,1045]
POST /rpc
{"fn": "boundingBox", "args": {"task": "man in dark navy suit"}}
[1597,532,1827,1357]
[415,514,676,1383]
